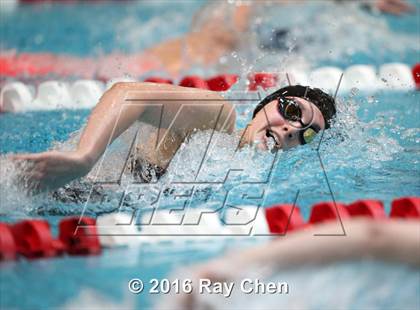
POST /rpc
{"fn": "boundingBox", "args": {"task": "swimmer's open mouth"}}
[254,130,281,151]
[265,129,281,150]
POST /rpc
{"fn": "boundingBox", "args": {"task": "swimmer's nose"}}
[272,124,299,149]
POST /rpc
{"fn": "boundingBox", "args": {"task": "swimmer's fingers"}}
[15,168,43,195]
[12,153,49,194]
[12,151,90,192]
[25,173,43,195]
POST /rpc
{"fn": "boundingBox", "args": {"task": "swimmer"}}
[171,218,420,309]
[145,0,414,73]
[12,83,335,192]
[10,0,413,190]
[1,1,413,79]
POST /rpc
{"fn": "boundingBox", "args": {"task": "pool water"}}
[1,1,419,309]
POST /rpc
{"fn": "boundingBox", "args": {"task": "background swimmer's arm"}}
[191,219,420,282]
[144,2,254,74]
[239,219,419,267]
[372,0,414,15]
[335,0,414,15]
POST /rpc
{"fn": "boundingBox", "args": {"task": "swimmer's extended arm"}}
[13,82,235,192]
[192,219,420,280]
[373,0,414,15]
[178,219,419,309]
[144,2,254,74]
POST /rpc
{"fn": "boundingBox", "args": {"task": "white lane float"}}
[342,65,379,91]
[309,67,343,92]
[0,82,34,113]
[138,208,226,243]
[286,69,309,86]
[223,205,270,236]
[180,208,226,238]
[95,206,269,247]
[379,63,415,90]
[96,213,140,248]
[308,67,344,93]
[0,63,417,113]
[32,80,73,110]
[138,209,184,243]
[70,80,104,109]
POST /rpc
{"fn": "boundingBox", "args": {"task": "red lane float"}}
[346,199,386,219]
[206,74,238,91]
[390,197,420,219]
[59,217,101,255]
[265,204,306,234]
[10,220,63,259]
[20,0,107,3]
[1,52,418,92]
[178,76,209,89]
[0,53,55,77]
[1,196,419,261]
[0,223,17,261]
[309,202,350,224]
[248,73,278,91]
[412,63,420,89]
[0,53,157,80]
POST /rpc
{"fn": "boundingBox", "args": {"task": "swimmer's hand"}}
[374,0,414,15]
[12,151,92,193]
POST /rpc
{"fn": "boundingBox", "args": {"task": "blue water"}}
[1,1,419,309]
[0,0,205,55]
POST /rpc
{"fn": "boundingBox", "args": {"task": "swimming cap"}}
[252,85,336,129]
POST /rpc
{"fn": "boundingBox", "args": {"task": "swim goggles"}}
[276,96,320,145]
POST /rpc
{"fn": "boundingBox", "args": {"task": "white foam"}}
[0,82,33,113]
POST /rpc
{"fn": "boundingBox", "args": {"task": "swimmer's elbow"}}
[109,81,134,91]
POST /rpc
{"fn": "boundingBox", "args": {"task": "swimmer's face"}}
[245,96,326,151]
